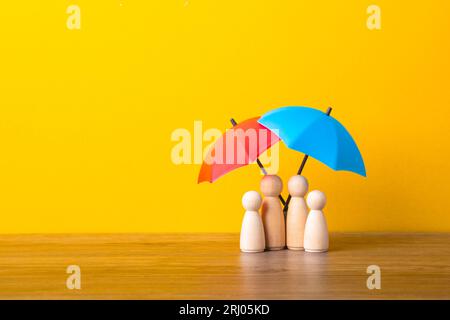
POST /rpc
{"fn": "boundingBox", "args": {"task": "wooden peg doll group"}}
[240,175,329,253]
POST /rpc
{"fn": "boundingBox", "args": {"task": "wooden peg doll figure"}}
[304,190,329,253]
[286,175,309,250]
[260,175,285,250]
[240,191,265,253]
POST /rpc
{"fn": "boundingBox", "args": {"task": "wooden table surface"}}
[0,233,449,299]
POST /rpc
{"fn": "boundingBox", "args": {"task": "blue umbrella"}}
[258,106,366,210]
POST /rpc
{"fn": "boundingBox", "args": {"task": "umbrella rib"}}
[230,118,286,206]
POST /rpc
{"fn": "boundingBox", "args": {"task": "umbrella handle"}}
[283,107,333,213]
[230,118,286,206]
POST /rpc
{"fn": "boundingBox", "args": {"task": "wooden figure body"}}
[286,175,309,250]
[240,191,265,253]
[304,190,329,252]
[260,175,285,250]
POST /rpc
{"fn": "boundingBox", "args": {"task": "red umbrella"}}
[198,117,285,204]
[198,116,280,184]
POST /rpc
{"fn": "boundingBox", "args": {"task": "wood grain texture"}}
[0,233,449,299]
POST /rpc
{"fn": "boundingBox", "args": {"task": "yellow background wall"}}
[0,1,449,233]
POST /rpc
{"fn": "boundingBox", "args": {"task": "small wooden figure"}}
[286,175,309,250]
[304,190,329,253]
[240,191,265,253]
[260,175,285,250]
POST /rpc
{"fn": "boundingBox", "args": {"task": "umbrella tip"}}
[326,107,333,115]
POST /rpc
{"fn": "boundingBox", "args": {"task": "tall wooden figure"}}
[304,190,329,253]
[240,191,265,253]
[286,175,309,250]
[261,175,285,250]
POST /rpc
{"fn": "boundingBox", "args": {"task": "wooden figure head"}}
[307,190,327,210]
[242,191,262,211]
[288,175,308,197]
[260,175,283,197]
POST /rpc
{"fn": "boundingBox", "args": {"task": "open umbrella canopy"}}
[258,106,366,177]
[198,117,280,183]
